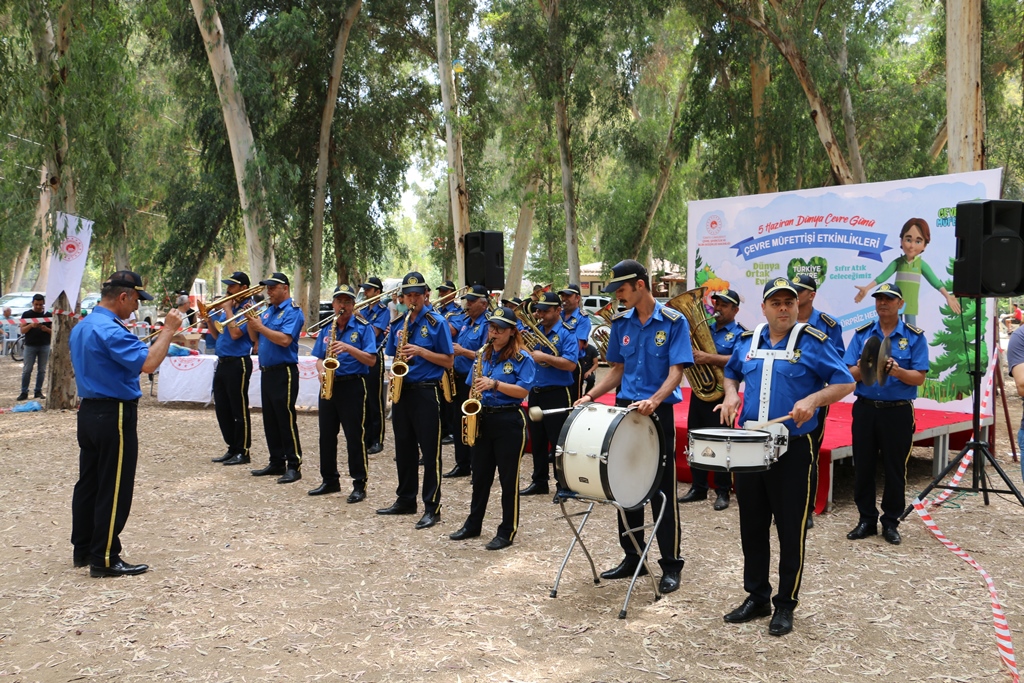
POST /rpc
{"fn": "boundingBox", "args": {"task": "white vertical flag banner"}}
[45,212,94,311]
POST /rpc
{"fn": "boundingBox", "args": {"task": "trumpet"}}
[196,285,264,322]
[434,285,469,310]
[306,286,400,335]
[213,301,268,333]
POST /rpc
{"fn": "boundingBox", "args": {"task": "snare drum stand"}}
[550,491,666,619]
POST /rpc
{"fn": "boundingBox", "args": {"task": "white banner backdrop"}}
[158,355,323,409]
[687,169,1003,414]
[46,212,93,309]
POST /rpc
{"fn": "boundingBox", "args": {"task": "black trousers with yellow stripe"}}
[851,399,915,529]
[526,385,572,485]
[391,383,442,514]
[213,355,252,457]
[364,347,386,448]
[260,363,302,470]
[734,433,815,611]
[467,408,527,540]
[318,375,368,487]
[71,399,140,568]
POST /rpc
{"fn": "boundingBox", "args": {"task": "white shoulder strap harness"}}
[748,323,806,424]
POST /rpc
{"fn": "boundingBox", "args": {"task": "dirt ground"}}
[1,354,1023,683]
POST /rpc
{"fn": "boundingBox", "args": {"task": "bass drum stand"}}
[549,491,666,619]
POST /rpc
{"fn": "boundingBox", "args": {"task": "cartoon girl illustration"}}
[854,217,962,326]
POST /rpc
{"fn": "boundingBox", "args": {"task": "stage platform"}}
[595,390,989,514]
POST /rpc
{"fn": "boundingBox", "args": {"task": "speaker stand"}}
[901,297,1024,519]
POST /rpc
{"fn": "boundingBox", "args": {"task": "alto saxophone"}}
[666,287,726,402]
[461,341,491,446]
[320,314,340,400]
[388,310,412,404]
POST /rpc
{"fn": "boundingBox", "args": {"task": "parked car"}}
[581,295,611,316]
[80,292,101,316]
[0,291,46,318]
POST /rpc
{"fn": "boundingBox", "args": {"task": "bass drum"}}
[554,404,664,510]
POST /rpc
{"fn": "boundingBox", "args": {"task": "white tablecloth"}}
[158,355,322,409]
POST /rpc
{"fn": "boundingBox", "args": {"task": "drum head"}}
[605,411,663,509]
[691,427,770,442]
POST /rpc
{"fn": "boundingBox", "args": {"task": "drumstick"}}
[528,405,583,422]
[746,415,791,430]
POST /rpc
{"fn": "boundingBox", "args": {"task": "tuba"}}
[666,287,725,402]
[320,315,340,400]
[461,341,491,446]
[513,299,559,356]
[388,310,412,404]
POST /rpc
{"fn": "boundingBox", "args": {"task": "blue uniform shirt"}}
[362,301,391,345]
[439,301,462,320]
[256,297,304,366]
[385,307,454,382]
[725,325,854,436]
[311,314,377,376]
[70,306,148,400]
[453,311,488,376]
[843,320,929,402]
[562,307,592,348]
[606,302,694,404]
[529,319,579,387]
[808,308,845,355]
[468,347,537,407]
[711,319,746,356]
[210,307,254,358]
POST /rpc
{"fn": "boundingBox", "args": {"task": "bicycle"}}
[9,334,25,362]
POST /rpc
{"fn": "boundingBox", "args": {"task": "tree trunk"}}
[750,4,775,194]
[946,0,984,173]
[309,0,362,327]
[505,166,542,298]
[190,0,274,279]
[929,117,948,160]
[837,27,866,183]
[114,215,130,270]
[435,0,471,286]
[554,98,580,284]
[12,243,32,292]
[46,291,78,409]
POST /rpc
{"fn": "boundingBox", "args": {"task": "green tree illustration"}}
[924,258,986,402]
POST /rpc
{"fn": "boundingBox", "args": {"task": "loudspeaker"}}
[953,200,1024,297]
[464,230,505,290]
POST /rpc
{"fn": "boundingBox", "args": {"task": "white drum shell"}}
[687,428,778,473]
[555,404,663,509]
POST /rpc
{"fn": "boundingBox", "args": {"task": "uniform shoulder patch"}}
[291,300,301,308]
[740,329,754,338]
[855,321,874,333]
[906,323,924,335]
[661,307,682,321]
[562,318,576,329]
[355,314,369,325]
[611,310,628,321]
[820,312,837,327]
[513,351,524,362]
[426,312,440,327]
[800,325,828,342]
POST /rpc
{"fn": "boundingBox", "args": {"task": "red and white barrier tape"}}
[912,497,1018,681]
[929,449,974,507]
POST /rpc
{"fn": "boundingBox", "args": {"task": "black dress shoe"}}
[806,514,815,529]
[251,464,285,476]
[377,501,417,515]
[723,597,773,623]
[16,392,28,401]
[769,607,794,636]
[713,491,730,511]
[367,442,384,455]
[308,481,341,496]
[277,469,302,484]
[415,510,440,529]
[443,465,471,478]
[678,487,708,503]
[882,526,902,545]
[223,453,251,466]
[519,482,549,496]
[441,435,455,445]
[600,557,648,580]
[34,391,45,399]
[846,521,878,540]
[659,570,681,594]
[449,526,481,540]
[485,536,512,550]
[346,489,366,504]
[90,560,149,577]
[73,555,88,568]
[212,451,235,463]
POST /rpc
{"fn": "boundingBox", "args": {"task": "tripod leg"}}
[901,444,976,520]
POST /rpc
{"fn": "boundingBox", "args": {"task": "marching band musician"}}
[449,306,536,550]
[209,271,256,466]
[842,283,928,546]
[358,276,391,455]
[718,278,854,636]
[519,291,579,497]
[70,271,182,577]
[445,284,490,479]
[308,285,378,502]
[376,271,455,530]
[558,284,591,403]
[577,259,691,595]
[436,280,463,446]
[246,272,305,484]
[678,289,746,511]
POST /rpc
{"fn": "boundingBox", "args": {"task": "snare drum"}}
[554,404,664,509]
[688,428,778,473]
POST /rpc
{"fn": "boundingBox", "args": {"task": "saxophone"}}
[320,314,341,400]
[461,341,491,446]
[388,310,412,404]
[666,287,725,402]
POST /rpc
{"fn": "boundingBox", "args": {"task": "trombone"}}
[306,285,401,336]
[433,285,469,310]
[196,285,264,322]
[213,301,269,333]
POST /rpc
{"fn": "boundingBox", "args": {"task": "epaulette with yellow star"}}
[355,314,369,325]
[800,325,828,342]
[820,312,838,327]
[906,323,924,335]
[855,321,874,333]
[740,329,755,338]
[612,310,628,321]
[661,306,681,321]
